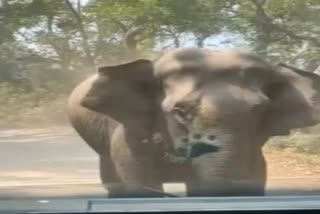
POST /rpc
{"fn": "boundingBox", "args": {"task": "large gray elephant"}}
[68,48,320,197]
[67,59,189,198]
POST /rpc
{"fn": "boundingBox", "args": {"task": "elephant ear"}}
[81,59,161,124]
[265,62,320,136]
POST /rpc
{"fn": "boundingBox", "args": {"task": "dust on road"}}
[1,127,320,196]
[0,127,99,187]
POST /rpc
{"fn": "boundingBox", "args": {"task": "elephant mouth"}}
[175,142,219,158]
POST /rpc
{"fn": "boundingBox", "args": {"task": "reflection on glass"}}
[0,0,319,204]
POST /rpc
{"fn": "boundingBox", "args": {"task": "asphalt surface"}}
[0,126,320,200]
[0,127,99,187]
[0,127,187,199]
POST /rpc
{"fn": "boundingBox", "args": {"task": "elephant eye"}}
[172,102,194,124]
[172,107,188,124]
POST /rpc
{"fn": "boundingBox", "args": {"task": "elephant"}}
[68,47,320,197]
[67,59,189,198]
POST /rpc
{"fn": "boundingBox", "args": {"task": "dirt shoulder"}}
[264,145,320,191]
[1,127,320,191]
[264,145,320,179]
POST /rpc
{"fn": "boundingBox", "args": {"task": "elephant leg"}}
[112,159,165,198]
[108,126,165,198]
[116,162,165,198]
[250,154,267,196]
[100,155,165,198]
[99,155,127,198]
[185,181,226,197]
[185,175,267,197]
[185,176,266,197]
[122,184,165,198]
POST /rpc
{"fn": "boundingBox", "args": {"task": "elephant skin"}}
[67,61,190,198]
[68,48,320,197]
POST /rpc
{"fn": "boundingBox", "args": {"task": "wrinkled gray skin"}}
[68,60,189,197]
[68,48,320,197]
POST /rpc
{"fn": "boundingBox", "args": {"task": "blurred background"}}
[0,0,320,194]
[1,0,320,128]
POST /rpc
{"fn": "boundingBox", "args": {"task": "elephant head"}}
[81,48,320,196]
[81,59,161,137]
[80,59,175,161]
[154,48,320,195]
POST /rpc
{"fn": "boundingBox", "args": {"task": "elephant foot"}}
[186,184,266,197]
[107,190,165,198]
[106,184,167,198]
[187,190,265,197]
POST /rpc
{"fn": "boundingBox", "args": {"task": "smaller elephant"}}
[69,48,320,197]
[67,59,189,198]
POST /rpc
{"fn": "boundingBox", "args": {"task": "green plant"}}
[268,129,320,155]
[0,82,68,127]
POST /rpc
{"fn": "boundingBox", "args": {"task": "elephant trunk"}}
[188,143,267,196]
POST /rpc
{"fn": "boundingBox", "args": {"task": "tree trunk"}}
[65,0,95,68]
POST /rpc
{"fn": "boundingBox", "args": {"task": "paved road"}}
[0,127,100,186]
[0,127,105,199]
[0,127,320,199]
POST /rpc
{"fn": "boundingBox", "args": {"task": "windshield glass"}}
[1,0,320,211]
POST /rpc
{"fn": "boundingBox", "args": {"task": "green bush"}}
[268,128,320,155]
[2,81,320,155]
[0,82,68,128]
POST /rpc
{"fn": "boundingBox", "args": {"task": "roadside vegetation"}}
[0,0,320,153]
